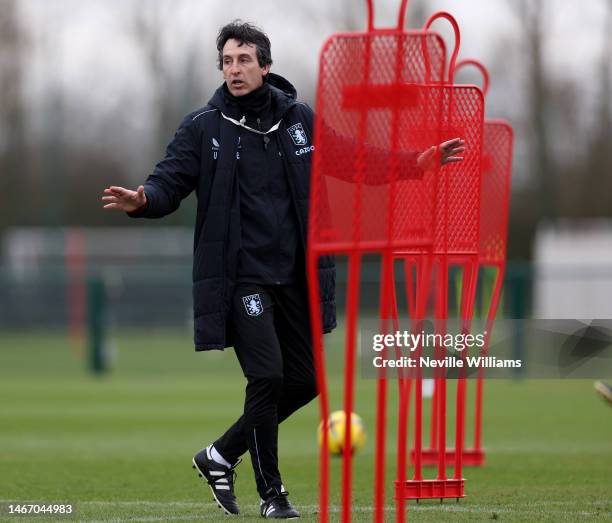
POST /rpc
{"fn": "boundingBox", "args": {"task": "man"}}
[102,21,465,519]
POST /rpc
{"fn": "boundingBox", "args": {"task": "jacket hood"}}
[208,72,298,117]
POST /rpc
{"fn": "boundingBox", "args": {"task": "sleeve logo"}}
[287,123,308,146]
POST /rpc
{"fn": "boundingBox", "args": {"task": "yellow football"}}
[318,410,367,456]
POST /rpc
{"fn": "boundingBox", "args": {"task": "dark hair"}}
[216,20,273,71]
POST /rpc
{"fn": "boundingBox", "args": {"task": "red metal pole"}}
[397,0,410,31]
[413,256,432,482]
[454,261,478,481]
[396,256,417,522]
[474,264,504,451]
[424,12,461,84]
[375,358,388,523]
[307,250,330,523]
[342,253,362,523]
[376,251,401,522]
[436,256,449,481]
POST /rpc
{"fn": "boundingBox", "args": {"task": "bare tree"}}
[583,0,612,214]
[0,0,27,227]
[516,0,556,220]
[126,0,208,156]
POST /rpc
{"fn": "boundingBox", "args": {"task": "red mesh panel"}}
[310,34,484,257]
[433,86,484,255]
[395,85,485,255]
[310,31,447,253]
[479,120,513,264]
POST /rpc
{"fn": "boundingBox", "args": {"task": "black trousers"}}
[213,282,318,498]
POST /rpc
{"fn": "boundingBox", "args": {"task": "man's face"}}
[222,38,270,97]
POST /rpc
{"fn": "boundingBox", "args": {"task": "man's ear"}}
[262,64,271,77]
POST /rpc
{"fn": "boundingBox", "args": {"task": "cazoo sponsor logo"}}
[295,145,315,156]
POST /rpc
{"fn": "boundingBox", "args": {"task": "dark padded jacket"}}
[130,73,336,351]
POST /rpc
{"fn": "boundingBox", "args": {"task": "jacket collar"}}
[208,72,297,118]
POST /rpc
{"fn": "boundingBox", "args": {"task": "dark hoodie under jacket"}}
[222,82,301,286]
[129,73,337,351]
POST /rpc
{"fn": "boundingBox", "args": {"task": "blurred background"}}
[1,0,612,335]
[1,1,612,519]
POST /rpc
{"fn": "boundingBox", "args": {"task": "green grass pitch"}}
[1,327,611,522]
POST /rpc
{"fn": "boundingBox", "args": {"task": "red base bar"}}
[395,478,465,500]
[411,448,485,467]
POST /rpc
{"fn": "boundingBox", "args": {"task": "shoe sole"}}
[192,458,239,516]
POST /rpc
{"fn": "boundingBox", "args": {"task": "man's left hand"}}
[417,138,466,171]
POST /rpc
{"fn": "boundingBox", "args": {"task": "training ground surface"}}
[1,328,611,522]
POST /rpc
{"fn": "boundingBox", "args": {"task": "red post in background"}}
[65,228,86,357]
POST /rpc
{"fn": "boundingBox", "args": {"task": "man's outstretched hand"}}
[417,138,466,172]
[102,185,147,213]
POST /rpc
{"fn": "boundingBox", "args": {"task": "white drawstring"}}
[221,112,282,136]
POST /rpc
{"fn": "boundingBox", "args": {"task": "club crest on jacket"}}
[287,123,308,146]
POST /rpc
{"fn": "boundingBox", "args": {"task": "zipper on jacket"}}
[257,117,270,151]
[276,131,307,250]
[265,117,282,282]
